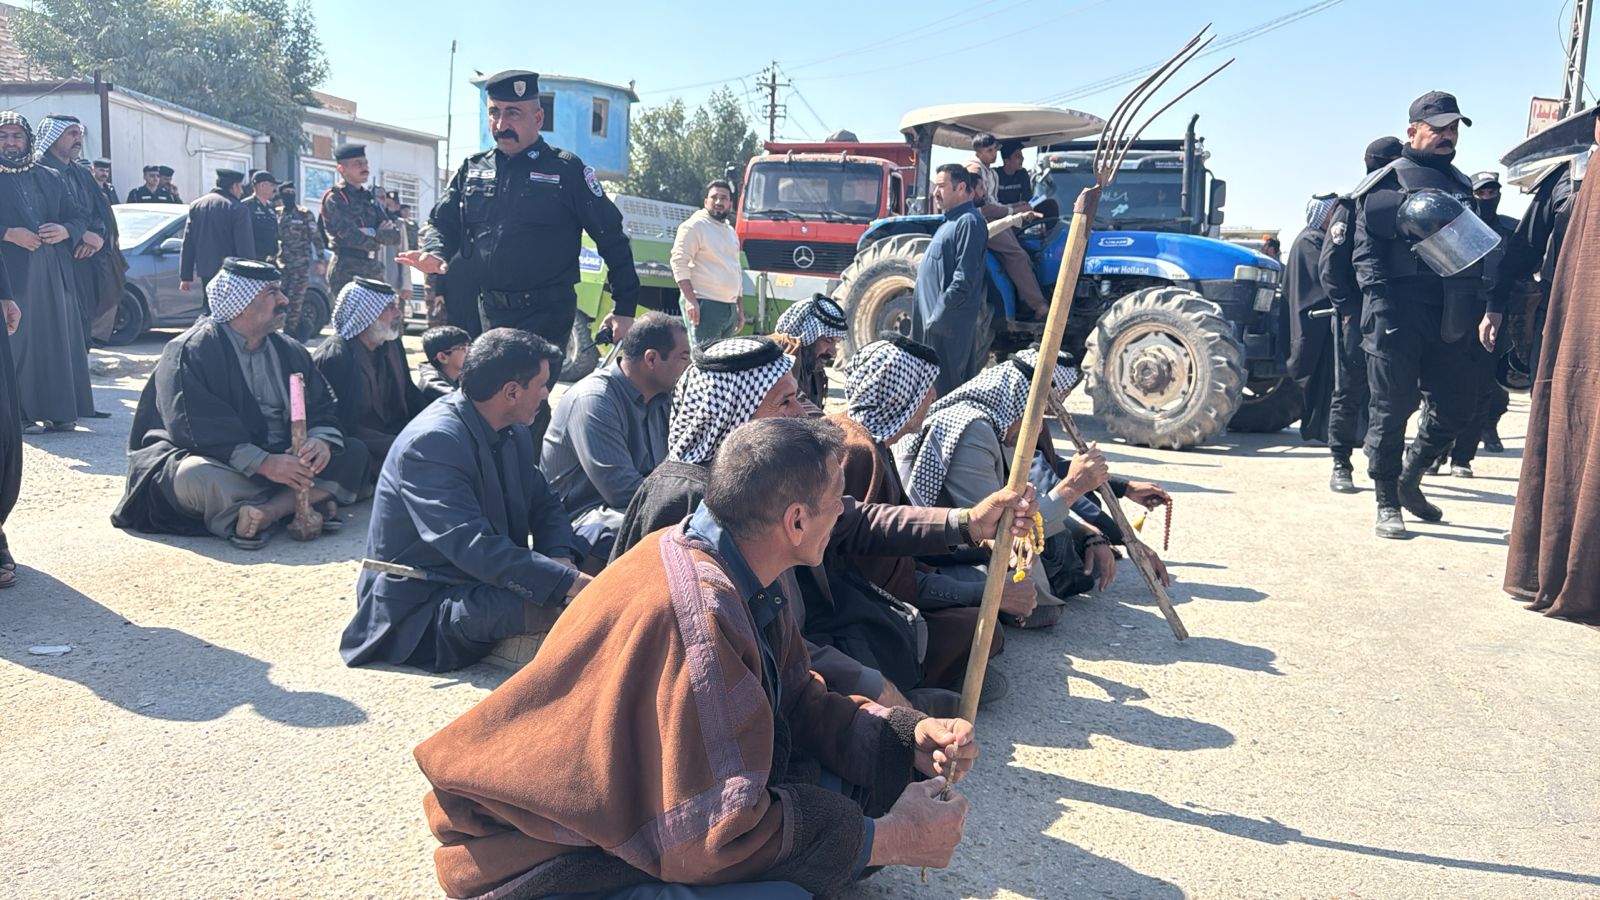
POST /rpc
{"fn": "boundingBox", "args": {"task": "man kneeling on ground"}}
[416,325,469,403]
[313,277,425,470]
[112,258,368,549]
[414,417,976,900]
[340,328,589,673]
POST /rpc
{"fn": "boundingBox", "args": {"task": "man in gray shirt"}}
[541,312,691,549]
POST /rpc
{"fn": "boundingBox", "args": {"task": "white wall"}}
[302,117,439,214]
[108,91,262,201]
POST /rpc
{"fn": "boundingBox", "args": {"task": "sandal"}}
[314,501,344,533]
[45,420,76,432]
[0,568,13,589]
[21,423,43,435]
[228,529,270,551]
[0,531,14,572]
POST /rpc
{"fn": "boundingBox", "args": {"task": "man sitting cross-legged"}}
[313,277,425,471]
[112,258,368,549]
[340,328,589,673]
[414,416,979,900]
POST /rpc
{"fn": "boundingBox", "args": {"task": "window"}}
[591,97,609,137]
[300,159,337,209]
[539,93,555,132]
[382,172,420,211]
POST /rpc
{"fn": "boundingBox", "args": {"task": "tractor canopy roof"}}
[898,103,1105,150]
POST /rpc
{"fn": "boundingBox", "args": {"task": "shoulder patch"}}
[584,166,605,198]
[1329,220,1348,246]
[557,149,578,162]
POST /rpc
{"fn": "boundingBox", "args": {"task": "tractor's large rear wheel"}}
[832,235,932,362]
[1083,286,1245,449]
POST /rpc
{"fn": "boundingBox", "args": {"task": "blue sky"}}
[318,0,1579,241]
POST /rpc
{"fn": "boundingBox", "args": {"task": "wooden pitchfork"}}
[952,26,1229,726]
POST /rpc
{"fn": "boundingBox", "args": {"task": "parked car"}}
[107,203,333,346]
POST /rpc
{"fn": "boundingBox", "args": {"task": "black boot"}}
[1374,480,1408,539]
[1329,454,1357,493]
[1482,426,1504,453]
[1399,450,1444,522]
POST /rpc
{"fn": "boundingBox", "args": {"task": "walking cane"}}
[952,27,1228,726]
[285,373,322,541]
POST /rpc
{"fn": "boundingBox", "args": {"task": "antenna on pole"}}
[758,61,788,142]
[445,39,458,168]
[1560,0,1593,116]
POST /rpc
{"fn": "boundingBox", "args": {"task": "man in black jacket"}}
[179,169,255,307]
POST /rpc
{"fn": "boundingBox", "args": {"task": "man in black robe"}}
[0,253,20,588]
[112,258,368,549]
[0,110,94,433]
[1286,195,1337,444]
[34,114,127,351]
[312,277,424,471]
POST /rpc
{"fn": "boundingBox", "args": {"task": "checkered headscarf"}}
[334,277,397,339]
[845,338,940,443]
[895,350,1080,506]
[32,114,77,162]
[773,293,849,348]
[667,336,794,464]
[0,111,35,172]
[1306,195,1338,230]
[207,258,281,323]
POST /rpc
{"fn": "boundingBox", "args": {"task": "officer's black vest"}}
[1376,157,1475,279]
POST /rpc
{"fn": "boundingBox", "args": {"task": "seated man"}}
[968,132,1047,319]
[541,312,689,548]
[414,417,977,900]
[112,258,368,549]
[895,348,1110,627]
[313,277,425,470]
[771,292,848,412]
[340,329,589,673]
[415,325,469,403]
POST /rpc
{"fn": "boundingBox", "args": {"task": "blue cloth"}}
[339,391,582,671]
[912,201,988,395]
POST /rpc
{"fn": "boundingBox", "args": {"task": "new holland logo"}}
[1098,236,1135,247]
[792,245,816,269]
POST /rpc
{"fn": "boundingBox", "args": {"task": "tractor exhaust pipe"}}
[1181,113,1199,224]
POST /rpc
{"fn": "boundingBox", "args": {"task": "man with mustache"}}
[127,165,177,204]
[772,292,847,413]
[157,164,181,203]
[1350,91,1491,539]
[320,144,401,296]
[113,258,369,549]
[90,159,117,207]
[312,277,425,472]
[34,114,127,350]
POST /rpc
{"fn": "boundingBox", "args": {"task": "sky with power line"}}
[317,0,1581,242]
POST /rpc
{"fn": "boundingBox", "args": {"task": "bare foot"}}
[235,505,269,540]
[315,499,338,520]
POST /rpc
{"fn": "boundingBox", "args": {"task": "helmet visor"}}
[1413,207,1501,277]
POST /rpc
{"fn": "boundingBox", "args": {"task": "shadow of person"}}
[1054,600,1283,676]
[113,501,375,568]
[2,570,366,727]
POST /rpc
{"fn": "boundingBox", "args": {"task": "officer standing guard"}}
[320,144,400,296]
[276,180,323,340]
[400,69,640,351]
[157,164,182,203]
[91,159,117,207]
[1352,91,1499,539]
[127,165,175,203]
[242,170,280,262]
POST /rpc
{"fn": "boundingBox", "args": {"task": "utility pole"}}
[758,61,788,142]
[1560,0,1593,117]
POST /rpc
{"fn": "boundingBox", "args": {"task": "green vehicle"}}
[567,194,764,382]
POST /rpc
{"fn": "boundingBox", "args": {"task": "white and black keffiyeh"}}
[334,276,397,339]
[32,114,77,162]
[207,257,281,323]
[1305,195,1338,230]
[896,349,1081,506]
[845,337,940,443]
[667,336,794,464]
[773,293,849,348]
[0,110,35,172]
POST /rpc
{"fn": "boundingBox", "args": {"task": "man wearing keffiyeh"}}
[113,258,369,549]
[773,292,849,411]
[312,277,424,470]
[34,114,127,349]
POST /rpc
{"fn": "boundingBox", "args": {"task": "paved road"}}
[3,335,1596,899]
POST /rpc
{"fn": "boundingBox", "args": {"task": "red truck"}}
[735,139,918,279]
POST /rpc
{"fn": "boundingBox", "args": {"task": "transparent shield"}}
[1412,208,1501,277]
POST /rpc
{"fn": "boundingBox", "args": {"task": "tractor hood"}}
[1046,230,1281,282]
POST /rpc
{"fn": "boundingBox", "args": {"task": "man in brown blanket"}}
[1503,116,1600,625]
[415,417,978,899]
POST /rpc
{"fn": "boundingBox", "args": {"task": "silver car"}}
[108,203,333,345]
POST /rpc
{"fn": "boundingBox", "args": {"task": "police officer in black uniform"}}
[402,69,640,350]
[241,170,281,261]
[127,164,177,203]
[91,158,118,207]
[1351,92,1496,539]
[1319,136,1401,494]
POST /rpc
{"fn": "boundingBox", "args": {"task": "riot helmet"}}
[1495,350,1533,393]
[1395,188,1501,277]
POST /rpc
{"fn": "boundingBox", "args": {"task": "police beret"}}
[278,181,296,191]
[251,170,279,185]
[484,70,540,102]
[350,275,397,296]
[92,158,111,169]
[219,257,282,281]
[142,165,159,174]
[334,143,366,161]
[692,335,785,372]
[156,165,174,177]
[879,334,941,367]
[216,168,245,184]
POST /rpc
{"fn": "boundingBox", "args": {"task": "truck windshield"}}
[743,160,884,223]
[1042,169,1192,232]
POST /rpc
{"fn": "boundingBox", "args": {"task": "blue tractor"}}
[832,105,1295,449]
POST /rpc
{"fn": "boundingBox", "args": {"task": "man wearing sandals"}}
[112,258,369,549]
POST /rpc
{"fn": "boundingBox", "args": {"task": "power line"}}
[784,0,1022,72]
[757,63,789,142]
[789,84,830,136]
[1031,0,1348,107]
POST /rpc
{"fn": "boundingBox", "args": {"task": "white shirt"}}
[669,209,742,303]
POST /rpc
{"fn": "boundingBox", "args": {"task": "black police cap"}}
[278,181,296,191]
[1472,171,1501,191]
[142,165,159,174]
[1365,136,1402,160]
[216,168,245,184]
[692,335,784,372]
[92,158,111,169]
[1409,91,1471,128]
[251,170,279,185]
[156,165,174,176]
[351,275,397,296]
[219,257,281,280]
[334,143,366,161]
[484,70,540,102]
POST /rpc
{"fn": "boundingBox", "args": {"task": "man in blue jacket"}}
[340,328,589,672]
[912,164,989,396]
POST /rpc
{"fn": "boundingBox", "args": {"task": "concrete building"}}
[276,90,443,217]
[471,73,637,179]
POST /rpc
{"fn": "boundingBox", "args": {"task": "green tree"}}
[619,87,759,206]
[13,0,327,151]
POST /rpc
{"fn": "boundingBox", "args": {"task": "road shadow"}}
[1054,598,1282,676]
[1176,580,1270,603]
[114,501,375,567]
[22,382,145,479]
[1426,482,1516,507]
[1,570,366,727]
[360,659,513,694]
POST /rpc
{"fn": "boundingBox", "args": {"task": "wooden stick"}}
[285,373,322,542]
[1045,392,1188,641]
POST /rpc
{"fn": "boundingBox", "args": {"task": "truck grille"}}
[743,239,857,275]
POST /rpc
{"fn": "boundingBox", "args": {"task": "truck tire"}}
[1228,376,1303,433]
[832,234,932,362]
[560,309,600,384]
[296,287,331,341]
[1083,286,1246,449]
[106,288,148,347]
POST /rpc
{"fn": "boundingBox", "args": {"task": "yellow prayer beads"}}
[1010,511,1046,582]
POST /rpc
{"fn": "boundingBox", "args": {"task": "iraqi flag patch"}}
[528,171,560,185]
[583,166,605,197]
